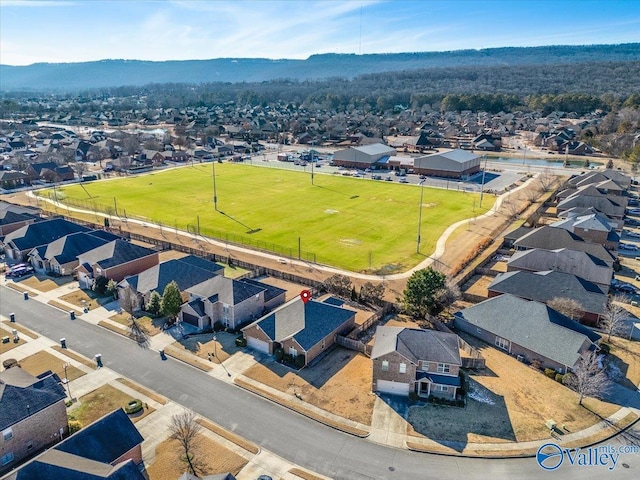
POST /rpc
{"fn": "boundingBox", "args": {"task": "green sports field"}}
[49,163,486,272]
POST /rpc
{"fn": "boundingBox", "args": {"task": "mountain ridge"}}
[2,43,639,93]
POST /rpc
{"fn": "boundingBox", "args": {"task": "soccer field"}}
[52,163,486,272]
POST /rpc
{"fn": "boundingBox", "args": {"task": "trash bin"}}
[60,338,66,348]
[69,311,76,320]
[23,291,29,300]
[95,354,102,367]
[9,313,15,322]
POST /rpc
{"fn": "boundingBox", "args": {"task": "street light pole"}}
[63,362,72,401]
[417,180,425,253]
[479,155,488,208]
[212,161,218,211]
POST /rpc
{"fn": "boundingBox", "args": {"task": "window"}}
[399,363,407,374]
[437,363,450,374]
[381,360,389,372]
[1,452,14,466]
[2,428,12,441]
[434,385,448,392]
[289,346,297,357]
[495,336,510,351]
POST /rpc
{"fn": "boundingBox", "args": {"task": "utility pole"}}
[212,162,218,211]
[63,362,72,401]
[416,180,425,253]
[479,155,488,208]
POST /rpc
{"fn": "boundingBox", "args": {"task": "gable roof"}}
[371,326,462,366]
[37,231,119,265]
[123,255,223,295]
[186,275,265,306]
[454,294,600,368]
[488,270,608,314]
[78,239,156,270]
[513,226,616,265]
[507,248,612,286]
[0,367,67,430]
[3,218,90,252]
[239,278,286,302]
[557,194,626,218]
[250,298,355,350]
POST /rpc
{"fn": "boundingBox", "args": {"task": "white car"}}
[620,243,638,251]
[627,208,640,215]
[626,230,640,238]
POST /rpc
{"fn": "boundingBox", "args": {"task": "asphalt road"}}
[1,285,638,479]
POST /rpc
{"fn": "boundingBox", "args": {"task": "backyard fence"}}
[335,335,371,357]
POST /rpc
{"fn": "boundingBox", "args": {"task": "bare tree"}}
[120,287,149,348]
[323,274,353,298]
[537,170,557,192]
[600,294,629,341]
[73,162,87,178]
[501,194,523,220]
[359,281,386,305]
[524,182,543,204]
[565,351,611,405]
[170,411,202,476]
[548,297,585,321]
[436,277,462,313]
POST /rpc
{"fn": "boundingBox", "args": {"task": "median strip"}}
[5,283,38,296]
[117,378,167,405]
[51,345,97,369]
[2,320,38,339]
[47,300,82,316]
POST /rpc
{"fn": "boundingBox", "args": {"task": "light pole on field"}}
[212,161,218,211]
[479,155,488,208]
[417,180,425,253]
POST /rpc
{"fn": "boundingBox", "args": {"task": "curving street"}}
[1,285,638,479]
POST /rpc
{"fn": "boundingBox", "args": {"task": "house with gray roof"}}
[117,255,223,311]
[512,226,616,266]
[2,218,90,261]
[76,239,159,289]
[179,275,285,330]
[242,297,356,367]
[0,368,68,474]
[556,193,626,220]
[549,212,620,250]
[0,202,39,236]
[413,148,481,179]
[370,327,462,399]
[506,248,613,290]
[4,409,145,480]
[488,269,607,325]
[454,294,601,374]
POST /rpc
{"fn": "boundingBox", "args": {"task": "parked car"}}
[385,176,393,181]
[626,230,640,238]
[620,243,639,251]
[617,284,637,294]
[419,174,426,180]
[6,265,34,278]
[627,208,640,215]
[626,218,640,226]
[399,178,409,183]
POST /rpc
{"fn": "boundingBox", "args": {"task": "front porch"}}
[415,372,461,400]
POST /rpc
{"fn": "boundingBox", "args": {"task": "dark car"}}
[617,284,637,294]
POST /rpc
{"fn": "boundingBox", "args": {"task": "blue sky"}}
[1,0,639,65]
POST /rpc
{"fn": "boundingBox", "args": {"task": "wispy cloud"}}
[1,0,75,7]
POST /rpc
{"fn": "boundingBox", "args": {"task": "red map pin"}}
[300,289,312,304]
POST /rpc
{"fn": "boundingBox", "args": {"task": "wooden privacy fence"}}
[335,335,371,357]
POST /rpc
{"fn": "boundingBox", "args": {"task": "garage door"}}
[376,380,410,396]
[247,336,270,354]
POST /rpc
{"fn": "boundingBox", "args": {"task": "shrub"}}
[124,398,143,415]
[294,355,305,369]
[555,373,564,383]
[456,399,465,407]
[2,358,18,369]
[599,344,611,355]
[562,372,576,386]
[224,326,235,334]
[68,420,82,434]
[235,336,247,347]
[283,353,293,364]
[274,348,284,362]
[408,391,419,402]
[92,276,109,295]
[213,320,224,332]
[544,368,557,379]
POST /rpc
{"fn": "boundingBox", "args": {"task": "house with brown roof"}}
[371,327,462,399]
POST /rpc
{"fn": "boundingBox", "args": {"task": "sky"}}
[1,0,639,66]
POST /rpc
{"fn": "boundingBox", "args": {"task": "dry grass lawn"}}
[408,334,620,444]
[146,435,247,480]
[18,275,61,292]
[68,384,154,426]
[116,378,167,405]
[109,313,164,336]
[3,320,38,339]
[606,336,640,388]
[18,350,85,381]
[59,289,109,310]
[51,345,97,369]
[462,274,493,299]
[172,332,240,363]
[243,348,374,425]
[0,329,26,355]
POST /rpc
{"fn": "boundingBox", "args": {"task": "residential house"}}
[556,194,627,220]
[0,172,30,190]
[454,294,601,373]
[1,218,90,261]
[24,162,74,183]
[4,409,145,480]
[117,255,223,311]
[179,276,285,330]
[549,213,620,250]
[371,327,462,399]
[0,367,68,474]
[0,203,40,236]
[242,298,356,367]
[28,230,120,275]
[75,239,159,289]
[512,226,616,267]
[487,270,608,325]
[506,248,613,291]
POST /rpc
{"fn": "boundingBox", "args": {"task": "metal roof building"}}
[414,149,481,178]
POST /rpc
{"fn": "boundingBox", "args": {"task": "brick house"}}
[242,298,356,367]
[371,327,462,399]
[0,203,39,236]
[75,239,159,289]
[0,367,68,474]
[4,409,145,479]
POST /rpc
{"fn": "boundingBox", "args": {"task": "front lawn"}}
[109,313,164,336]
[18,350,85,381]
[242,348,374,425]
[605,336,640,388]
[68,384,154,426]
[59,289,112,310]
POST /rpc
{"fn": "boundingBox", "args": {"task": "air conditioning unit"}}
[516,355,524,362]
